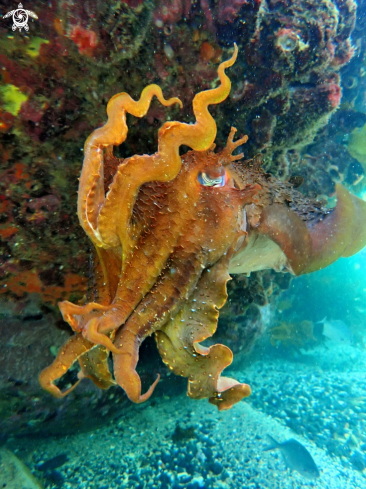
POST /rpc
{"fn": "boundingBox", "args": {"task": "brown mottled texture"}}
[39,49,366,411]
[40,47,256,410]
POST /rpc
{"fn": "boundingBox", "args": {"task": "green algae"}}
[0,84,28,115]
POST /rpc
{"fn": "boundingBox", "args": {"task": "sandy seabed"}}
[10,348,366,489]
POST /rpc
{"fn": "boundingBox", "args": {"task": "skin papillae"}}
[39,45,366,411]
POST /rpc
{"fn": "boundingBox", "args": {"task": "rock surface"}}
[0,448,44,489]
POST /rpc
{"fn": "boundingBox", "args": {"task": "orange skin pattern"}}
[39,45,254,408]
[39,45,366,410]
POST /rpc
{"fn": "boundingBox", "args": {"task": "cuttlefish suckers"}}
[226,156,366,277]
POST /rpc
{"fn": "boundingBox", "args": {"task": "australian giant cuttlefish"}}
[39,45,366,411]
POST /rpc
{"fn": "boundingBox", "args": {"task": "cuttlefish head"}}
[109,135,260,410]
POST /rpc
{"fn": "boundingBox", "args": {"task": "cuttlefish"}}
[39,45,366,410]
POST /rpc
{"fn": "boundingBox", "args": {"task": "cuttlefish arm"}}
[39,335,115,398]
[156,254,251,411]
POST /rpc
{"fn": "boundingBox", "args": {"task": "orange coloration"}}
[0,225,18,239]
[53,17,65,36]
[13,163,30,181]
[39,43,366,410]
[200,41,216,62]
[1,269,86,305]
[0,122,9,132]
[42,273,87,304]
[2,270,43,296]
[69,25,98,56]
[0,200,7,214]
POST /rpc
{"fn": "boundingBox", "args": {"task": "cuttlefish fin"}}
[303,184,366,273]
[257,204,311,275]
[156,254,251,411]
[257,185,366,275]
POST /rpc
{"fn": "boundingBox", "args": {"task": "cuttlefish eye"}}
[198,167,228,187]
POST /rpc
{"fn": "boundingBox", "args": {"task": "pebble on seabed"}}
[6,353,366,489]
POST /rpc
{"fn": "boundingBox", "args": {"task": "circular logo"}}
[12,8,29,31]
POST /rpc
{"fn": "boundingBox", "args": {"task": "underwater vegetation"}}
[37,48,366,413]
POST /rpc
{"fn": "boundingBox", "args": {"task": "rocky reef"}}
[1,0,365,437]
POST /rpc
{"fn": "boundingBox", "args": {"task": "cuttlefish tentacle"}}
[79,85,183,248]
[39,335,95,398]
[98,44,238,252]
[113,250,205,402]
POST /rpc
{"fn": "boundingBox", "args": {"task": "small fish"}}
[264,435,320,479]
[36,453,69,472]
[277,298,293,312]
[318,317,353,345]
[288,175,304,188]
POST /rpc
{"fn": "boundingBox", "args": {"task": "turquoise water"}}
[282,250,366,336]
[1,1,366,488]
